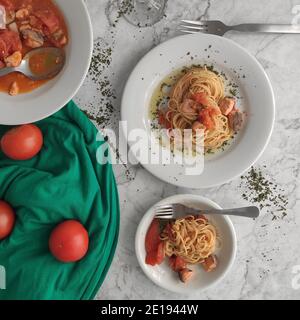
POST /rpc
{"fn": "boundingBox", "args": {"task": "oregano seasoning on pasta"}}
[240,167,288,220]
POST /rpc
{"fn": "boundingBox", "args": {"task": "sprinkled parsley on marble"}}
[240,166,288,220]
[86,39,116,127]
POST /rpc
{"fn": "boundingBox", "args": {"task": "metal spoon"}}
[0,47,65,80]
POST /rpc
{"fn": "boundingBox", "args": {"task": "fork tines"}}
[179,19,208,34]
[154,205,174,219]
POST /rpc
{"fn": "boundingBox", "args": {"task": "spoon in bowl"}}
[0,47,65,80]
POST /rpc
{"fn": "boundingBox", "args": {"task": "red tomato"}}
[169,255,187,272]
[49,220,89,263]
[35,10,59,33]
[145,251,157,266]
[0,0,15,11]
[1,124,43,160]
[192,92,210,106]
[145,219,161,253]
[198,108,219,130]
[156,242,165,264]
[158,111,172,130]
[0,38,7,60]
[145,219,165,266]
[145,242,165,266]
[0,30,22,57]
[0,200,15,240]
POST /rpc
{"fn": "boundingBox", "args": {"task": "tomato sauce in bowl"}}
[0,0,68,95]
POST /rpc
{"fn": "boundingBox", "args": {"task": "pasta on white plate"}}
[145,213,219,284]
[153,66,244,154]
[161,215,217,264]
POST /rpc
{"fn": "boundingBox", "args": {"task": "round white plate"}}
[135,194,237,294]
[121,33,275,188]
[0,0,93,125]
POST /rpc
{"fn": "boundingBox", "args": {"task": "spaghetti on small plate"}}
[135,194,237,293]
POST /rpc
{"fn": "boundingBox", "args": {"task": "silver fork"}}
[180,20,300,36]
[155,203,259,219]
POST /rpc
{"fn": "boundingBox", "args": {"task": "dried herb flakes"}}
[240,167,288,220]
[86,38,117,127]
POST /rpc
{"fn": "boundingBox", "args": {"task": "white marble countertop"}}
[75,0,300,300]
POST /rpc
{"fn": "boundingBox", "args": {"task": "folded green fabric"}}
[0,101,119,300]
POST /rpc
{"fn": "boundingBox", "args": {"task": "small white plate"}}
[0,0,93,125]
[121,33,275,188]
[135,194,237,294]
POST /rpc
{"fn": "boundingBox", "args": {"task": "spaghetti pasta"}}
[161,215,217,264]
[156,67,243,153]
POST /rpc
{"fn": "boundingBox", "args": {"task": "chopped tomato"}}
[0,0,14,11]
[0,30,22,59]
[35,9,59,34]
[145,241,165,266]
[145,219,160,253]
[156,242,165,264]
[158,111,172,129]
[145,251,157,266]
[29,15,44,31]
[169,255,176,270]
[169,255,187,272]
[191,92,210,106]
[198,108,215,130]
[145,219,165,266]
[158,112,165,126]
[0,38,7,60]
[198,107,220,130]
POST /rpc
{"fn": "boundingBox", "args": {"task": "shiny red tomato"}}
[145,242,165,266]
[1,124,43,160]
[145,219,161,253]
[0,200,16,240]
[49,220,89,263]
[145,219,165,266]
[155,242,165,264]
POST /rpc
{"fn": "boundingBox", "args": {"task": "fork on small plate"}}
[180,20,300,36]
[155,203,259,219]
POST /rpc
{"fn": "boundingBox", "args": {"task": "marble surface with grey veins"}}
[75,0,300,300]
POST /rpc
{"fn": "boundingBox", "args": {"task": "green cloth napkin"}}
[0,101,120,300]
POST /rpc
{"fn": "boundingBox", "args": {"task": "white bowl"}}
[0,0,93,125]
[135,194,237,294]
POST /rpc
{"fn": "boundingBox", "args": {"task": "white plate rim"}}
[121,33,275,189]
[135,194,237,294]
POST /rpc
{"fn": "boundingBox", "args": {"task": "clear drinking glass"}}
[119,0,167,27]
